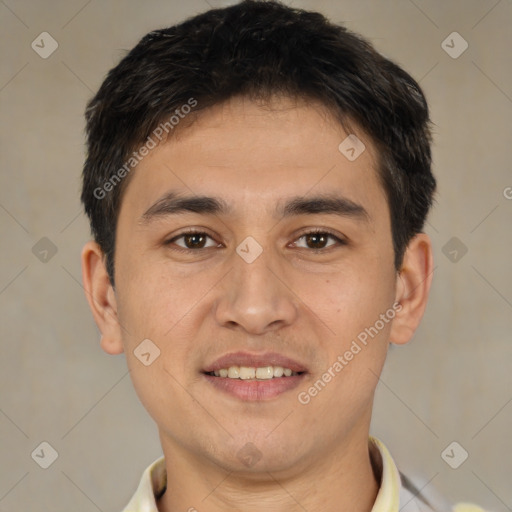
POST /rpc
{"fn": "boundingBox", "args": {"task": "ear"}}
[81,241,124,355]
[389,233,434,345]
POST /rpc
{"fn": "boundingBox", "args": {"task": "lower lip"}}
[202,373,306,401]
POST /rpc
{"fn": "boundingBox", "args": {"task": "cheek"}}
[301,273,395,407]
[115,251,196,338]
[301,266,396,402]
[115,265,206,426]
[114,258,221,388]
[126,354,205,442]
[309,264,395,331]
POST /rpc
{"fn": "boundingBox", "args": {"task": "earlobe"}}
[389,233,434,346]
[81,241,124,355]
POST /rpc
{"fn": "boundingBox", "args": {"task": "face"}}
[96,96,404,475]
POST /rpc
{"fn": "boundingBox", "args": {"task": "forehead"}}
[119,95,387,221]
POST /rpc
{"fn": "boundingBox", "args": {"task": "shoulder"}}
[371,437,491,512]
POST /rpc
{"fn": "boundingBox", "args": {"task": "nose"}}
[213,245,298,335]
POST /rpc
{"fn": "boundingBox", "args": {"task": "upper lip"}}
[203,351,308,373]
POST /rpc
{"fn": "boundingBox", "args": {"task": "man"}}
[80,1,486,510]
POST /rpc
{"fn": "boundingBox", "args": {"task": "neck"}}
[156,431,380,512]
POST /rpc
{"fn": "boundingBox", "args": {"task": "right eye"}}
[164,230,221,252]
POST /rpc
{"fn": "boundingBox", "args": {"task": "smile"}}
[201,351,308,400]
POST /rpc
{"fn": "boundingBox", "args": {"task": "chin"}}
[212,435,305,475]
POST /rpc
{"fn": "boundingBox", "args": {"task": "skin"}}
[82,95,433,512]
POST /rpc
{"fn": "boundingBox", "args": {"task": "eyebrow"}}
[139,191,370,224]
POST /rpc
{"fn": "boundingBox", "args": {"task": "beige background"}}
[1,0,511,510]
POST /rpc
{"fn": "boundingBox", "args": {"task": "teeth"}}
[273,366,284,377]
[209,365,300,379]
[239,366,256,379]
[228,366,240,378]
[255,366,273,379]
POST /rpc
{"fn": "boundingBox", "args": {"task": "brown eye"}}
[182,233,208,249]
[166,231,218,251]
[293,231,345,250]
[305,233,329,249]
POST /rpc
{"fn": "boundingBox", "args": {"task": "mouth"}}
[201,351,308,401]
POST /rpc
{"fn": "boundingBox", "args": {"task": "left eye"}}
[292,232,343,250]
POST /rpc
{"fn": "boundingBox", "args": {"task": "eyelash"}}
[164,229,347,253]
